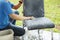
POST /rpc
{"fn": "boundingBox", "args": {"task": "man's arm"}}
[3,2,34,20]
[12,0,23,10]
[9,13,34,20]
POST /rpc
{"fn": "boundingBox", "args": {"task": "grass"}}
[10,0,60,33]
[44,0,60,25]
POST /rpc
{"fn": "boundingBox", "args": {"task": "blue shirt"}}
[0,0,13,29]
[8,1,14,8]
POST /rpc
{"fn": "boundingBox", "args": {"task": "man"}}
[0,0,33,38]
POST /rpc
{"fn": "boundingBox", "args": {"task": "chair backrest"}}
[23,0,55,29]
[23,0,44,18]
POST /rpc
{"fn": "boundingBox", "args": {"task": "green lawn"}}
[10,0,60,32]
[44,0,60,25]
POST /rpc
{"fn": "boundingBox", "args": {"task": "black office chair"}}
[22,0,55,40]
[23,0,55,30]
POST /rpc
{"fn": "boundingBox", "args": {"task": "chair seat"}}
[24,17,55,30]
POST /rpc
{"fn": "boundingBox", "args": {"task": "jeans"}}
[0,23,25,36]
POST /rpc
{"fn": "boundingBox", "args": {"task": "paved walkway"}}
[22,29,60,40]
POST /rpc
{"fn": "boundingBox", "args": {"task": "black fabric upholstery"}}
[24,17,55,30]
[23,0,44,17]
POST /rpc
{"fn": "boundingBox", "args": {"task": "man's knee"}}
[20,28,25,36]
[14,28,25,36]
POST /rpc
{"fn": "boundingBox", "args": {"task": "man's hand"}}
[12,0,23,10]
[9,13,35,20]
